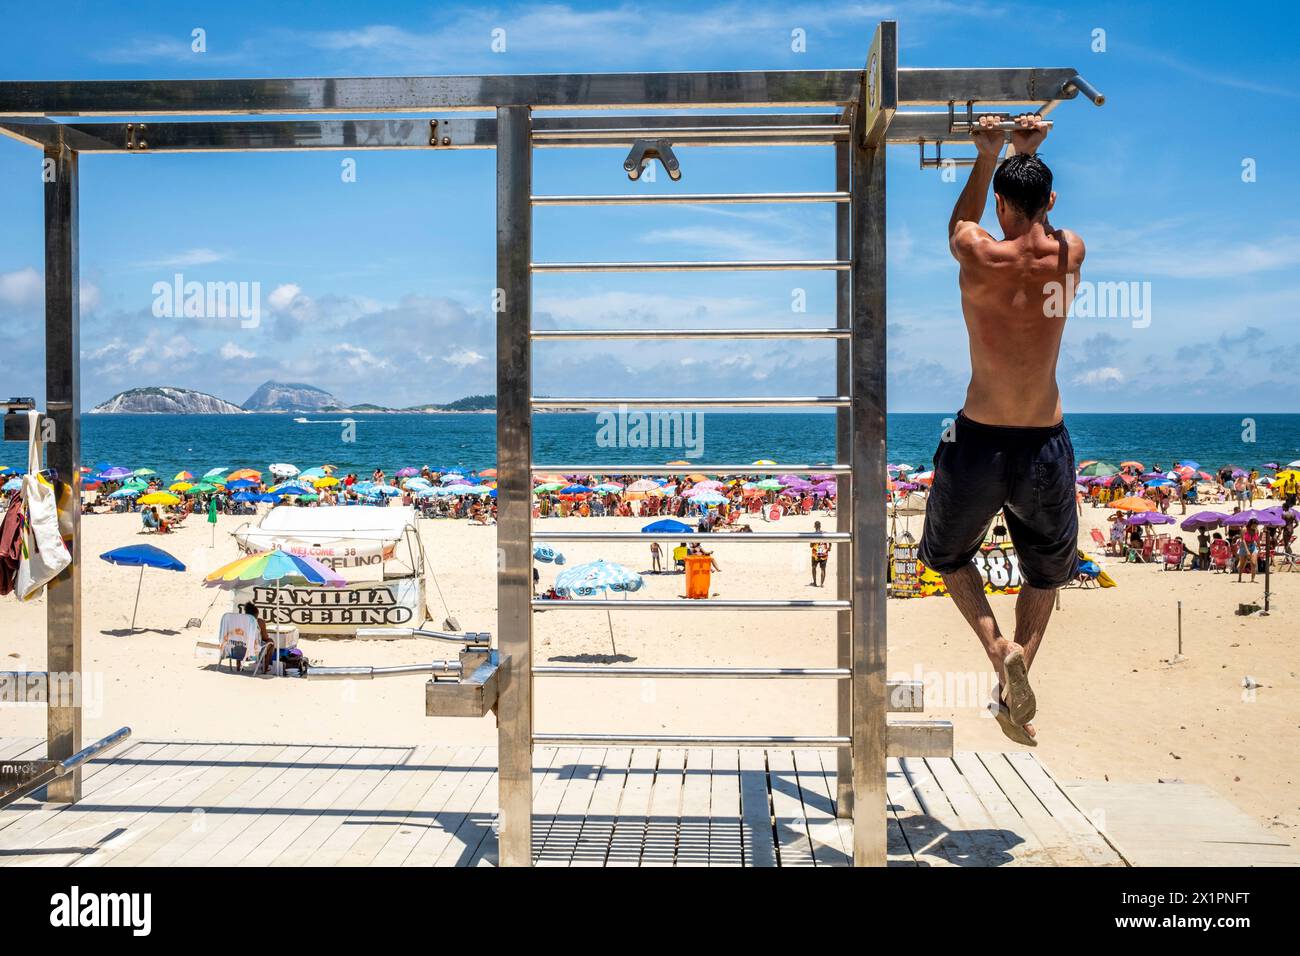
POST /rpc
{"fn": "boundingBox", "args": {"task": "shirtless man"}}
[917,114,1085,748]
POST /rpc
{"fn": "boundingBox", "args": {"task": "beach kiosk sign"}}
[232,505,429,637]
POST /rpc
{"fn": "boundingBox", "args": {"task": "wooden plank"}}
[925,755,1025,866]
[707,750,742,867]
[308,745,438,868]
[606,748,656,867]
[641,748,684,867]
[205,745,352,867]
[899,756,1008,867]
[400,746,497,867]
[676,749,712,867]
[529,746,583,864]
[1,741,219,866]
[792,749,851,866]
[165,745,317,866]
[975,752,1093,866]
[885,755,957,867]
[432,759,501,868]
[536,748,604,867]
[1005,752,1121,866]
[767,749,815,867]
[570,748,631,868]
[737,748,775,867]
[0,738,161,842]
[468,747,559,868]
[0,737,44,762]
[266,747,412,866]
[952,752,1065,867]
[90,743,286,868]
[368,744,482,867]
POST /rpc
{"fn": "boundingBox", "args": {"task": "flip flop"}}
[993,702,1038,748]
[1002,646,1037,726]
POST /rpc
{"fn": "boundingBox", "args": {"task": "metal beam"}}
[495,105,533,868]
[43,133,81,802]
[896,67,1084,105]
[834,136,854,819]
[0,71,863,116]
[849,96,889,867]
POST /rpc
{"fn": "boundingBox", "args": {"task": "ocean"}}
[58,412,1300,478]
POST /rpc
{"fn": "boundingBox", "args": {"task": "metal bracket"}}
[426,650,504,718]
[124,122,148,150]
[429,118,449,147]
[3,397,40,442]
[946,101,1054,136]
[623,139,681,181]
[918,141,976,171]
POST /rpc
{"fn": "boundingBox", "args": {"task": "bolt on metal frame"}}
[0,19,1101,864]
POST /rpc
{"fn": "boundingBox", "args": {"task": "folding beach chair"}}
[1162,538,1184,570]
[1209,539,1231,572]
[1089,528,1107,551]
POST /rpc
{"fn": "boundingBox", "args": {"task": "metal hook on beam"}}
[623,139,681,181]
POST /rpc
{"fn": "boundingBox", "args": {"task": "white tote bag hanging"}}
[16,409,71,601]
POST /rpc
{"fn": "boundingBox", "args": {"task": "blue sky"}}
[0,0,1296,412]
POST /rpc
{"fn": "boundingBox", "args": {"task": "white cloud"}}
[0,267,42,307]
[443,348,485,369]
[1072,366,1125,388]
[137,248,227,269]
[268,283,305,313]
[220,341,257,360]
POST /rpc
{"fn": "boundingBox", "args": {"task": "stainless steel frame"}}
[0,18,1102,865]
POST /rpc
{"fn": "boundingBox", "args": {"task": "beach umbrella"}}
[593,482,625,493]
[169,481,194,493]
[172,471,194,482]
[666,460,690,467]
[99,544,186,630]
[1287,460,1300,469]
[533,482,563,494]
[231,491,263,503]
[1177,460,1200,470]
[370,483,401,497]
[626,479,660,493]
[0,467,13,477]
[561,484,593,495]
[1124,512,1175,526]
[691,491,728,506]
[479,468,498,478]
[203,548,346,590]
[3,477,24,492]
[1225,509,1286,528]
[132,468,156,478]
[138,491,180,506]
[203,467,229,478]
[756,479,782,491]
[1078,461,1119,477]
[642,519,693,534]
[108,487,140,499]
[314,476,341,488]
[1273,469,1300,485]
[1110,496,1156,512]
[269,463,299,479]
[1145,478,1175,487]
[1181,511,1230,531]
[395,467,419,478]
[1119,461,1145,472]
[554,559,644,598]
[440,473,466,484]
[532,545,566,565]
[228,468,262,482]
[227,478,259,490]
[752,460,776,466]
[272,483,315,496]
[97,466,133,480]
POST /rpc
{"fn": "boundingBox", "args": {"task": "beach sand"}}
[3,502,1297,844]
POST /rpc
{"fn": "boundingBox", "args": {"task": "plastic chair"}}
[1162,538,1184,570]
[1209,539,1231,572]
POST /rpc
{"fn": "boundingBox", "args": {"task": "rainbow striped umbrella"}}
[203,548,346,590]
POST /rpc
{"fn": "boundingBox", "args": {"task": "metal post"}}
[834,139,853,818]
[849,110,889,866]
[43,134,81,802]
[495,104,533,867]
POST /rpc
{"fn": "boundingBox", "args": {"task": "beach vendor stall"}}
[230,505,429,637]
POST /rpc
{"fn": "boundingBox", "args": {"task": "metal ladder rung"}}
[531,191,850,205]
[531,260,850,273]
[531,463,850,475]
[530,396,850,409]
[532,328,848,340]
[530,531,848,542]
[534,665,849,679]
[531,599,850,610]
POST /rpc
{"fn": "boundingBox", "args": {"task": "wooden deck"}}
[0,737,1126,866]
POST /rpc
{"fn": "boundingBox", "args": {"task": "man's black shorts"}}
[918,412,1079,589]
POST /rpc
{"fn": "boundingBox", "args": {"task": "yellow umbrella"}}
[752,459,777,466]
[1273,469,1300,484]
[313,476,340,488]
[139,491,181,506]
[169,481,193,492]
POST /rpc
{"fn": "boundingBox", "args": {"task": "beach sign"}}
[235,576,423,635]
[916,544,1023,597]
[889,539,921,598]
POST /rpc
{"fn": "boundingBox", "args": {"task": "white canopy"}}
[237,504,417,547]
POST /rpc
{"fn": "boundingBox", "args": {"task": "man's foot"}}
[993,702,1037,747]
[1001,645,1036,725]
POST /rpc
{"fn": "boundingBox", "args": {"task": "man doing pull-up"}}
[917,114,1086,747]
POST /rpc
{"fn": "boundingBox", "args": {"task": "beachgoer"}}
[650,540,662,573]
[672,542,687,572]
[1238,519,1260,583]
[917,114,1083,748]
[810,520,830,587]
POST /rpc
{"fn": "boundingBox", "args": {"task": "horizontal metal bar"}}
[0,727,132,810]
[0,70,864,116]
[534,733,852,747]
[532,260,849,273]
[531,191,849,205]
[534,666,850,679]
[535,125,845,140]
[532,327,849,340]
[306,661,461,680]
[1063,73,1106,106]
[530,531,848,542]
[896,67,1083,105]
[532,599,851,610]
[532,464,849,475]
[531,396,850,408]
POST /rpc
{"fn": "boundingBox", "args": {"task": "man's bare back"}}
[949,115,1086,427]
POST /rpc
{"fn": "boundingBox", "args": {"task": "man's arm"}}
[948,116,1007,256]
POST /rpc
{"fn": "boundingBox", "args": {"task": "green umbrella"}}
[1078,461,1119,477]
[534,482,564,494]
[756,478,782,490]
[132,468,156,477]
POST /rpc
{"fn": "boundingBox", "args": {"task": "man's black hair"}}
[993,153,1053,220]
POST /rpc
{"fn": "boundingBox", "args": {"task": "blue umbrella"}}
[227,478,259,490]
[108,487,140,498]
[533,545,567,565]
[2,476,21,492]
[560,484,593,495]
[554,559,644,598]
[1177,460,1200,470]
[642,519,693,534]
[99,544,186,630]
[232,491,263,502]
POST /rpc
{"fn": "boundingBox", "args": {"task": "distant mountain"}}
[90,386,245,415]
[243,381,342,413]
[403,395,496,412]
